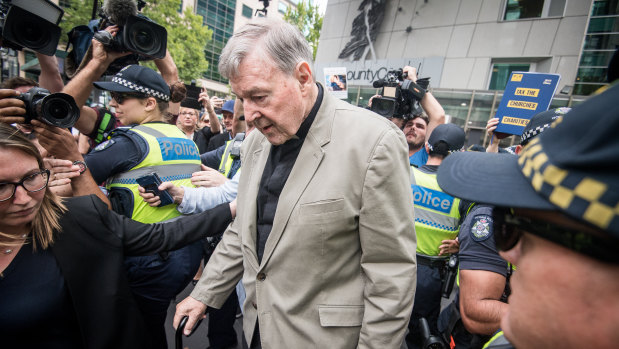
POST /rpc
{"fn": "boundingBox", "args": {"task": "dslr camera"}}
[94,0,167,60]
[17,87,80,129]
[0,0,64,56]
[371,69,429,119]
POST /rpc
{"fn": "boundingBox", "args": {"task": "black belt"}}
[417,254,448,268]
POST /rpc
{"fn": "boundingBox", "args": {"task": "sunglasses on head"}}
[110,92,148,104]
[492,207,619,264]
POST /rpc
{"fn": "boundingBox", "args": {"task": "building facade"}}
[316,0,615,146]
[182,0,298,95]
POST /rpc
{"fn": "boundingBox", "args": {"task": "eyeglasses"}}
[0,169,50,202]
[110,92,148,104]
[492,207,619,264]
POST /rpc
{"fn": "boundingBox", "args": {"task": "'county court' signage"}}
[315,57,444,87]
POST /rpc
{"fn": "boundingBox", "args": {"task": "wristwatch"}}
[73,160,88,175]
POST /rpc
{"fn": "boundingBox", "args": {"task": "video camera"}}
[94,0,167,60]
[371,68,429,120]
[17,87,80,128]
[0,0,64,56]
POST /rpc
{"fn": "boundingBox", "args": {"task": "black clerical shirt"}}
[255,84,323,263]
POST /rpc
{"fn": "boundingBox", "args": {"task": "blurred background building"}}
[315,0,618,147]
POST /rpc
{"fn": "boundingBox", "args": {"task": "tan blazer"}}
[192,89,417,348]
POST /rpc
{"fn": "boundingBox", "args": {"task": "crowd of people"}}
[0,15,617,349]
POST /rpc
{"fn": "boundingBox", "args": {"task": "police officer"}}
[437,84,619,348]
[406,123,466,349]
[84,65,202,349]
[437,107,572,349]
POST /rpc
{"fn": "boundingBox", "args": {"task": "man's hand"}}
[91,26,131,66]
[0,89,26,125]
[403,66,418,83]
[368,94,381,108]
[191,165,228,188]
[138,181,184,206]
[44,158,80,197]
[31,120,81,160]
[174,296,208,336]
[439,237,460,256]
[486,117,500,153]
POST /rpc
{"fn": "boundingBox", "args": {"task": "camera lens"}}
[371,98,396,118]
[129,22,161,55]
[39,93,80,129]
[13,16,50,51]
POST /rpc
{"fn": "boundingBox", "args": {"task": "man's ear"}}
[515,144,523,155]
[295,61,313,90]
[425,142,430,153]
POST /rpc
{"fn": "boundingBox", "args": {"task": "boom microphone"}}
[102,0,138,26]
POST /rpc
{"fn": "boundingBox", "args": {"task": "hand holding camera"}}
[0,88,79,128]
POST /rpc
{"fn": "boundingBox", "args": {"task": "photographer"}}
[401,66,446,167]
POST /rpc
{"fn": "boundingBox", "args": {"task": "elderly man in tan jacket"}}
[174,18,417,349]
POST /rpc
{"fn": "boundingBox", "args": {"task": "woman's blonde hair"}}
[0,123,66,250]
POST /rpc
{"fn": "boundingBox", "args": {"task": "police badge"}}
[471,214,493,241]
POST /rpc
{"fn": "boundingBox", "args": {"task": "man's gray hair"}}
[218,18,314,80]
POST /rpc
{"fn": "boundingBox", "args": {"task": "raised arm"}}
[199,89,222,134]
[62,26,128,135]
[403,66,445,139]
[154,50,181,117]
[35,53,64,93]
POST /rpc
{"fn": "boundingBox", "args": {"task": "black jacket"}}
[50,195,231,349]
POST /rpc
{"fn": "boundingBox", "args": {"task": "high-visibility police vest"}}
[218,132,244,178]
[482,331,514,349]
[106,123,201,224]
[411,166,461,256]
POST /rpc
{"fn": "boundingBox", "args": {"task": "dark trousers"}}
[125,241,204,349]
[208,289,239,348]
[406,263,443,349]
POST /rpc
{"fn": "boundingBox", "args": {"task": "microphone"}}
[373,79,386,88]
[102,0,138,26]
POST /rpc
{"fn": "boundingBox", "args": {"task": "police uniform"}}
[437,204,512,349]
[406,164,461,349]
[87,64,203,349]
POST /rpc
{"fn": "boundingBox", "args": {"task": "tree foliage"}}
[59,0,95,46]
[284,1,324,60]
[142,0,212,82]
[59,0,212,82]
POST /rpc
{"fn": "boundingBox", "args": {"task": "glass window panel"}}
[489,64,530,90]
[583,33,619,50]
[587,17,619,33]
[504,0,544,20]
[468,92,495,128]
[433,91,473,128]
[358,88,380,108]
[242,5,253,18]
[549,98,569,109]
[576,67,608,83]
[592,0,619,16]
[580,51,615,67]
[573,83,606,95]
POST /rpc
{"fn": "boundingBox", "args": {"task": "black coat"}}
[50,195,231,349]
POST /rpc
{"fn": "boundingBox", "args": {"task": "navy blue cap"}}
[222,99,235,114]
[93,65,170,101]
[520,107,571,146]
[428,123,465,153]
